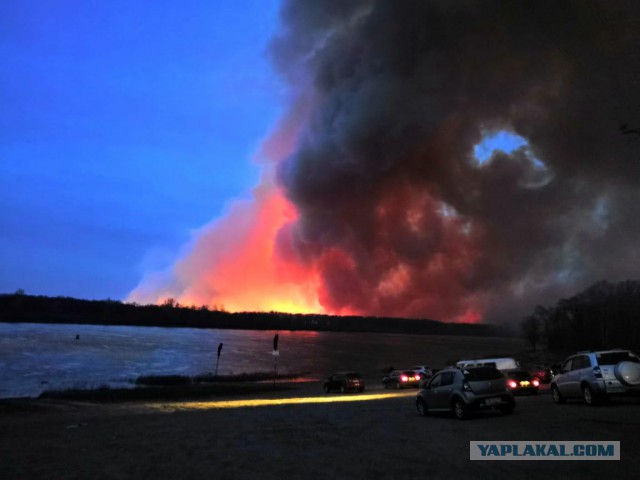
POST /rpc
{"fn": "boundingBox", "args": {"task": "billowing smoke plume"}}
[130,0,640,323]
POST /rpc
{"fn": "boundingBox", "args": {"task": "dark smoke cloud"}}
[270,0,640,322]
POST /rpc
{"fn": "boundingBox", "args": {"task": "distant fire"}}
[169,175,326,315]
[128,169,485,322]
[456,309,482,324]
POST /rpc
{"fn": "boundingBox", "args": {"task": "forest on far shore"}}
[0,292,499,337]
[521,280,640,353]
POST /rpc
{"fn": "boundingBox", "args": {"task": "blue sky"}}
[474,131,527,164]
[1,0,282,299]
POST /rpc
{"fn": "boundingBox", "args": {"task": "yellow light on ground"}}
[146,391,416,411]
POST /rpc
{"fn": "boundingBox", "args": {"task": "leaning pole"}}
[272,334,279,387]
[215,342,223,377]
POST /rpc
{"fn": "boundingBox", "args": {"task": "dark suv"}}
[416,366,515,420]
[323,372,365,393]
[551,349,640,405]
[506,370,539,395]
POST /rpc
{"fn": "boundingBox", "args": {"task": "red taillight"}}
[415,374,421,381]
[532,379,540,387]
[400,375,408,382]
[507,380,518,389]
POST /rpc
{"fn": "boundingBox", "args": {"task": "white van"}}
[456,357,519,372]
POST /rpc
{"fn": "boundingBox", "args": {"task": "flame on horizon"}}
[128,168,484,322]
[129,173,327,315]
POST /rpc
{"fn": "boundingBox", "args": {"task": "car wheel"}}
[324,384,330,393]
[583,385,601,406]
[498,404,514,415]
[551,386,566,404]
[340,385,346,394]
[359,386,365,393]
[416,398,429,417]
[453,398,469,420]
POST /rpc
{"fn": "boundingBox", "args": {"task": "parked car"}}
[416,366,515,420]
[383,370,421,389]
[551,349,640,406]
[529,364,553,383]
[410,365,433,378]
[323,372,365,393]
[506,370,539,395]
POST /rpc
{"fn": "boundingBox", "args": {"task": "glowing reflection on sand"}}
[146,391,416,411]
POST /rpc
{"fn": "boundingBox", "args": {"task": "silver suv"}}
[551,349,640,406]
[416,366,515,420]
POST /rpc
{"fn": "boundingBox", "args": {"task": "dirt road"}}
[1,382,639,479]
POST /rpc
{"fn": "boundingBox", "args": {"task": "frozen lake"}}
[0,322,525,398]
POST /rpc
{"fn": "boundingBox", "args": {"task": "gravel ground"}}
[1,382,639,480]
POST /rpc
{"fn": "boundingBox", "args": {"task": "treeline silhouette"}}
[0,293,498,336]
[521,280,640,352]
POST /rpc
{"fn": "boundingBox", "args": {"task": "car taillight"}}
[532,379,540,387]
[507,380,518,389]
[400,375,408,382]
[463,381,473,392]
[593,366,602,378]
[415,374,421,381]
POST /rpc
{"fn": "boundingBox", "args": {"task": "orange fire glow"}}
[173,175,325,315]
[455,309,482,324]
[129,170,487,322]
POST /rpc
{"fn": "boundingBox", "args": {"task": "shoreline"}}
[0,382,300,406]
[0,371,318,404]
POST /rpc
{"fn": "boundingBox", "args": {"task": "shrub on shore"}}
[38,371,311,402]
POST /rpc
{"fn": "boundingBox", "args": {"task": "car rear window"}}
[463,367,503,380]
[596,352,640,365]
[345,373,361,379]
[507,371,531,380]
